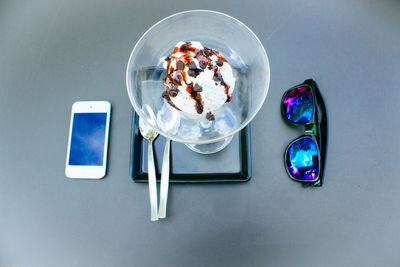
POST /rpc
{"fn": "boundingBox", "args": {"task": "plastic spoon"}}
[158,109,180,219]
[139,116,159,221]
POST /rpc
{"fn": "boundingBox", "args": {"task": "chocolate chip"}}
[188,69,196,77]
[187,61,197,70]
[216,58,223,66]
[195,103,203,114]
[206,112,215,121]
[203,48,212,57]
[165,56,171,62]
[176,60,184,70]
[199,60,207,69]
[162,90,169,98]
[180,43,189,51]
[193,83,203,92]
[169,89,178,97]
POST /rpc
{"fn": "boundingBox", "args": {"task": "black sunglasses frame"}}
[281,79,327,186]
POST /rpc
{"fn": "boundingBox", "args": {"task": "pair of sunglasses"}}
[281,79,327,186]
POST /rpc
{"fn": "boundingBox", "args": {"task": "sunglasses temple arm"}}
[312,80,328,187]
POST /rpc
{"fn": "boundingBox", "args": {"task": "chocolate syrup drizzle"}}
[162,42,232,120]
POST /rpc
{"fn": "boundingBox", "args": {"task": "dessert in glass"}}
[126,10,270,154]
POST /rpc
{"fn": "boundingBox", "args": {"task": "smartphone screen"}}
[69,113,107,166]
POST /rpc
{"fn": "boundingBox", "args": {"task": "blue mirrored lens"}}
[286,137,319,180]
[283,86,314,123]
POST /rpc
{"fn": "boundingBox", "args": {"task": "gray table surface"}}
[1,0,400,266]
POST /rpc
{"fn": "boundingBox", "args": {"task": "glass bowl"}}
[126,10,270,153]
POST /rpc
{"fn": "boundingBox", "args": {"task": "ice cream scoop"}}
[162,41,236,121]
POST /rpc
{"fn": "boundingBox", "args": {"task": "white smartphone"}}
[65,101,111,179]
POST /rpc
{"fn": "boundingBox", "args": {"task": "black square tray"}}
[130,112,251,183]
